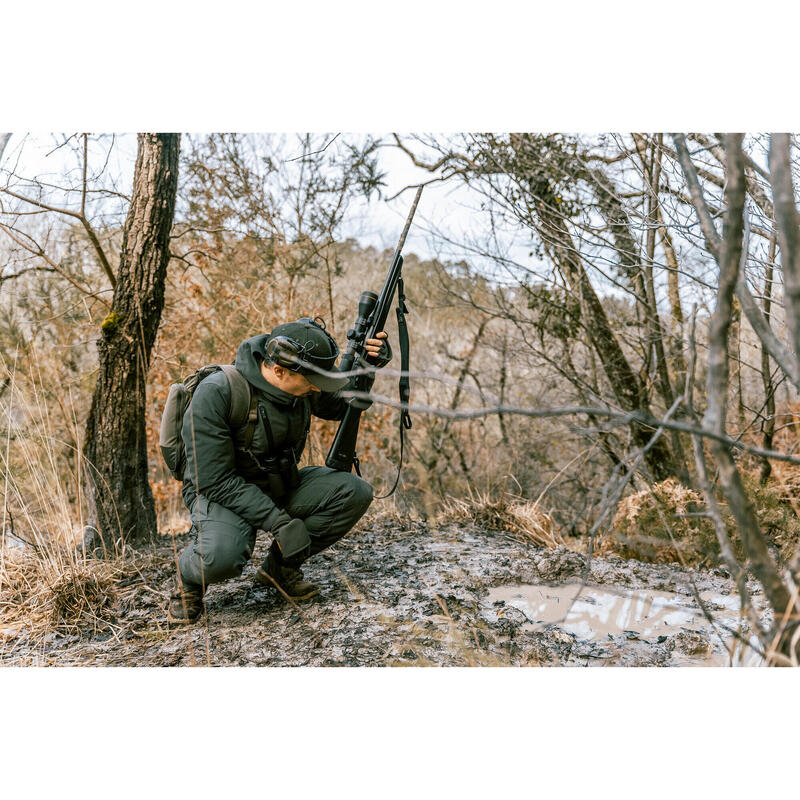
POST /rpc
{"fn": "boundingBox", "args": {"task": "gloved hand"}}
[272,516,311,564]
[364,331,392,368]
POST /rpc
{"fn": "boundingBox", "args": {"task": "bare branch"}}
[0,185,117,288]
[0,220,108,305]
[81,132,88,217]
[769,133,800,362]
[331,389,800,466]
[703,134,792,631]
[673,133,800,391]
[671,134,721,258]
[283,132,341,163]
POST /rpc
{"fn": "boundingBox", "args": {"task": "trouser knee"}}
[197,535,251,583]
[345,475,374,514]
[179,496,255,587]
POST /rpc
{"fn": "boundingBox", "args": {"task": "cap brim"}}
[297,362,349,392]
[304,372,350,392]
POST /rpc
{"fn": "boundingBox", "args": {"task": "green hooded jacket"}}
[180,333,348,531]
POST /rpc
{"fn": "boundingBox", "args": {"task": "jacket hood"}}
[234,334,298,406]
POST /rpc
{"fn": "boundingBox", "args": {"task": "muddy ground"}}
[0,513,770,667]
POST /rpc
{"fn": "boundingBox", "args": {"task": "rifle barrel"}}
[368,185,424,338]
[392,185,424,262]
[326,185,423,472]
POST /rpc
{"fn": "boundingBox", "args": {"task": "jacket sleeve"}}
[309,387,348,421]
[182,378,290,531]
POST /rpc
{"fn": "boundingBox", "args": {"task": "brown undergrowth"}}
[436,490,563,548]
[597,475,800,567]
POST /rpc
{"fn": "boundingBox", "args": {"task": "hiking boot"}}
[255,551,319,601]
[167,576,205,623]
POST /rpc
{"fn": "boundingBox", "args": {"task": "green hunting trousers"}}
[177,466,373,589]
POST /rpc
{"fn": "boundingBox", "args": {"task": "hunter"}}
[168,317,390,623]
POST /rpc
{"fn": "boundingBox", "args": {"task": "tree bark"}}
[769,134,800,364]
[760,233,777,484]
[703,135,794,659]
[599,139,690,482]
[83,133,180,550]
[0,133,11,163]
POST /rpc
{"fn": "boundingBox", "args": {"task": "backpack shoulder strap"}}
[220,365,252,428]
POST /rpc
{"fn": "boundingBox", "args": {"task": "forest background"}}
[4,130,800,668]
[3,1,800,796]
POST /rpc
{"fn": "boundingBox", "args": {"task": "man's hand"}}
[364,331,392,367]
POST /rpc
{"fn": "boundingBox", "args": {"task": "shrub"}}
[598,475,800,567]
[598,479,717,565]
[437,491,563,548]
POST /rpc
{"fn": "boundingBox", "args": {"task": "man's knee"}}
[346,475,373,513]
[196,531,251,582]
[186,497,255,584]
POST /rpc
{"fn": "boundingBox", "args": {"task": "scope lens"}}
[358,291,378,316]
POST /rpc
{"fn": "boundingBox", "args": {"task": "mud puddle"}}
[488,582,763,666]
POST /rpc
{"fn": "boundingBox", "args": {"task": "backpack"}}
[159,364,257,481]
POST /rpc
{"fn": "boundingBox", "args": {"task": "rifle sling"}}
[375,275,411,499]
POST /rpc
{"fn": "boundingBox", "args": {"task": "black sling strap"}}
[396,276,412,434]
[375,276,411,499]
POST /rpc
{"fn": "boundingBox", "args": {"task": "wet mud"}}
[0,514,771,666]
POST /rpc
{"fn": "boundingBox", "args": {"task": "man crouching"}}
[168,317,390,623]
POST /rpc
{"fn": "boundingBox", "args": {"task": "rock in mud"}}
[670,630,713,657]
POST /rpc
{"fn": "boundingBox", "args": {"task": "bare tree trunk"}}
[497,330,510,447]
[324,255,336,333]
[633,134,691,482]
[760,233,777,485]
[673,133,800,391]
[769,134,800,362]
[0,133,11,164]
[83,133,180,550]
[655,205,687,384]
[730,295,745,426]
[703,134,794,660]
[590,165,650,373]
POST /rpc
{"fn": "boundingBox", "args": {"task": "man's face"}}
[281,371,321,397]
[261,361,321,397]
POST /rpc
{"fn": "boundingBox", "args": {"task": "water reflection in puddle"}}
[487,582,763,666]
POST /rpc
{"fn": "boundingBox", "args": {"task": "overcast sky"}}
[0,131,538,282]
[1,133,474,255]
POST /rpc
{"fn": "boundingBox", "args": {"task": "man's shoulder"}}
[196,368,231,393]
[192,367,258,427]
[190,369,232,416]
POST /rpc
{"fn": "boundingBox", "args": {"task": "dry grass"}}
[437,490,563,548]
[0,352,126,645]
[1,546,122,640]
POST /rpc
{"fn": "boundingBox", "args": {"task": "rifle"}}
[326,185,423,486]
